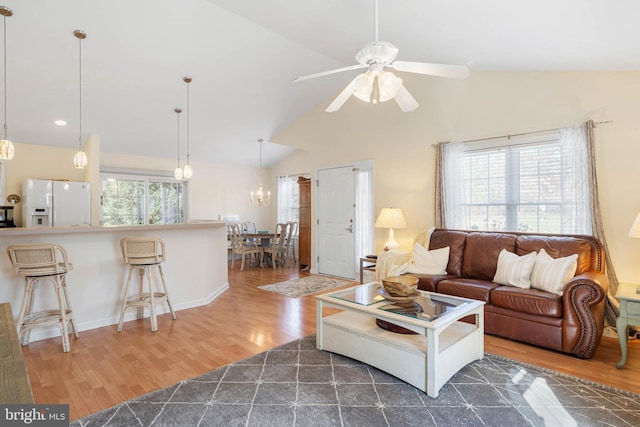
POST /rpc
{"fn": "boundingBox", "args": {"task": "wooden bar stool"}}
[7,244,79,353]
[117,237,176,332]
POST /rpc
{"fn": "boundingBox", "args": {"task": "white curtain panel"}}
[355,168,374,265]
[276,175,296,224]
[442,141,467,230]
[559,123,592,235]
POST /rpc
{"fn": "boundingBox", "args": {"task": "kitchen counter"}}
[0,221,228,343]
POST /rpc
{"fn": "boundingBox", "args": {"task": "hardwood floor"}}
[20,262,640,421]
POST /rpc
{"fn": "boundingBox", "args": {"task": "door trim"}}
[313,160,375,277]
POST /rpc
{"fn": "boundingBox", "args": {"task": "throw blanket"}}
[374,249,411,281]
[374,227,433,281]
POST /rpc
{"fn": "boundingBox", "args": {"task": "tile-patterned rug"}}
[258,276,352,298]
[73,335,640,426]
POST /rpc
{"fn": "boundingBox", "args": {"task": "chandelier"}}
[250,139,270,207]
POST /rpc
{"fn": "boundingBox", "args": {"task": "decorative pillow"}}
[406,242,450,275]
[530,249,578,296]
[492,249,537,289]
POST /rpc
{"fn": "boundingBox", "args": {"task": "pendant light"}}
[250,139,270,207]
[73,30,88,169]
[173,108,183,179]
[182,76,193,179]
[0,6,14,160]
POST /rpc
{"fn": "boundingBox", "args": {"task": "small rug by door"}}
[258,275,353,298]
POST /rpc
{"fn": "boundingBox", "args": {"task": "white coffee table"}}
[316,282,485,398]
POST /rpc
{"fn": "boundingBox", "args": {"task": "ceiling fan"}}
[293,0,470,113]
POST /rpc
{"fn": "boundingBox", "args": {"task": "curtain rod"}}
[432,120,613,147]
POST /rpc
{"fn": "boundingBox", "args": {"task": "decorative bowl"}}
[381,275,419,297]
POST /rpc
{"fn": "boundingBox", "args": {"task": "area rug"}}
[258,275,353,298]
[73,335,640,427]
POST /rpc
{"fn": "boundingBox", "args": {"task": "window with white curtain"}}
[277,174,308,233]
[443,124,591,234]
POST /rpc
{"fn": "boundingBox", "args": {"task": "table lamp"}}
[629,212,640,238]
[375,207,407,251]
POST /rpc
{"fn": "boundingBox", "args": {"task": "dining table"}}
[243,232,276,267]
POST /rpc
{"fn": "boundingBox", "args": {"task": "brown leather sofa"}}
[410,229,608,359]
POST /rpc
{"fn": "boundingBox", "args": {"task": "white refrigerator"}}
[22,179,91,227]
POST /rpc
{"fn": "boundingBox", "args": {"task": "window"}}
[442,127,591,234]
[277,175,303,227]
[101,173,186,225]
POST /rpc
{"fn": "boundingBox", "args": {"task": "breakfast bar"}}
[0,221,229,343]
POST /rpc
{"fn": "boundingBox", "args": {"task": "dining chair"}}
[228,223,263,270]
[263,222,291,269]
[241,221,260,246]
[286,221,298,264]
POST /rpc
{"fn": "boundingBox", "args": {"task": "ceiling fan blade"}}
[394,85,419,112]
[390,61,470,79]
[293,64,367,82]
[325,76,361,112]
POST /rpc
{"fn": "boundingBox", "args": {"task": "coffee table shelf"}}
[316,283,485,398]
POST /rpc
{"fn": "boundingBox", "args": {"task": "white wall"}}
[272,71,640,283]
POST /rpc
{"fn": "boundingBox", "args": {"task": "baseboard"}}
[22,282,230,343]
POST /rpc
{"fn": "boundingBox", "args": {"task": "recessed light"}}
[54,120,67,126]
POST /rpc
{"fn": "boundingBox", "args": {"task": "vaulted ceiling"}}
[3,0,639,167]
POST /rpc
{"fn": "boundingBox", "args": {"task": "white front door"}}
[317,166,356,279]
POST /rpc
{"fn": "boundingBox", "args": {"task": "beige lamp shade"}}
[375,208,406,251]
[629,212,640,238]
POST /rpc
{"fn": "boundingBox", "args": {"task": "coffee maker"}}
[0,205,16,227]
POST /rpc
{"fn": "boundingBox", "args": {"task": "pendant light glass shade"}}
[74,30,87,169]
[73,150,88,168]
[182,76,193,179]
[0,139,14,159]
[182,164,193,179]
[173,107,182,179]
[0,7,13,160]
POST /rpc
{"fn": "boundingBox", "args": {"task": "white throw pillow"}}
[406,242,450,275]
[492,249,537,289]
[530,249,578,296]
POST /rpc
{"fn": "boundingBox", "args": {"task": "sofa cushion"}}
[413,274,454,292]
[490,286,562,318]
[461,232,516,281]
[430,230,466,277]
[436,278,499,303]
[516,235,591,275]
[406,243,450,275]
[493,249,537,289]
[530,249,578,296]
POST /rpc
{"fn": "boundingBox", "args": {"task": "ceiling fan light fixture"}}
[352,72,374,102]
[378,71,402,102]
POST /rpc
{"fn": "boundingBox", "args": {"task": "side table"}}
[615,282,640,368]
[359,256,377,283]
